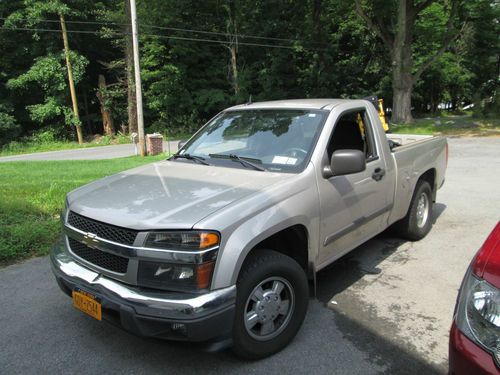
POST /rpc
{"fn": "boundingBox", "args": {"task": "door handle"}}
[372,168,386,181]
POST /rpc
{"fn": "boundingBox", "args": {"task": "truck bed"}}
[386,133,434,147]
[387,134,447,225]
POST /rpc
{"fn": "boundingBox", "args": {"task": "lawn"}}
[0,133,189,157]
[0,133,133,157]
[390,115,500,136]
[0,155,165,264]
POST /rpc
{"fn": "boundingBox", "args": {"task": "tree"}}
[3,0,90,140]
[461,0,500,106]
[96,74,115,135]
[354,0,462,123]
[0,0,497,143]
[0,105,21,145]
[59,12,83,143]
[7,52,88,131]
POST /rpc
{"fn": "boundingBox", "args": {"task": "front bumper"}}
[50,239,236,341]
[449,322,499,375]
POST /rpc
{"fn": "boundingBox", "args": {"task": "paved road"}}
[0,141,179,162]
[1,137,498,374]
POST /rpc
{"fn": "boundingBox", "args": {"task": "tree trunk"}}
[391,0,414,124]
[97,75,115,136]
[82,90,92,134]
[391,46,414,123]
[230,43,239,96]
[392,86,413,123]
[226,1,239,97]
[59,13,83,144]
[312,0,322,37]
[125,0,138,134]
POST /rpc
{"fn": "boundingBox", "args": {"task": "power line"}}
[1,26,101,35]
[0,25,325,51]
[142,23,310,45]
[0,16,326,46]
[141,32,299,50]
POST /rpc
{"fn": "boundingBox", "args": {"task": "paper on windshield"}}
[272,156,298,165]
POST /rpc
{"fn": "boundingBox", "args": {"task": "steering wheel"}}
[284,148,308,158]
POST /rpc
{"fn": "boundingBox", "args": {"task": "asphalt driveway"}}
[0,137,498,374]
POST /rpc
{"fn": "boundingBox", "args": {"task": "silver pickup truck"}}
[51,99,447,359]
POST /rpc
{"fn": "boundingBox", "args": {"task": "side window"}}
[358,110,377,160]
[327,109,377,161]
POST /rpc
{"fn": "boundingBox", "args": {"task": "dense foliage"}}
[0,0,498,144]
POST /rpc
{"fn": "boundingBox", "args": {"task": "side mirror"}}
[177,140,187,150]
[323,149,366,178]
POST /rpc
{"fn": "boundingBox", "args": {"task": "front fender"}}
[193,163,321,290]
[211,211,317,289]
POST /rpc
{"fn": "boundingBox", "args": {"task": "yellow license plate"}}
[72,290,102,321]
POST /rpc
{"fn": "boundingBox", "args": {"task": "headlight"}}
[455,269,500,365]
[145,231,219,250]
[139,230,220,292]
[138,260,215,292]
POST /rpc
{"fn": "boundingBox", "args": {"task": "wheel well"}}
[419,169,436,201]
[249,225,309,273]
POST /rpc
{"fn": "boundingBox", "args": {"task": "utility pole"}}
[129,0,146,156]
[60,13,83,145]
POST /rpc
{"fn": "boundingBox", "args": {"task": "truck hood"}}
[68,160,291,230]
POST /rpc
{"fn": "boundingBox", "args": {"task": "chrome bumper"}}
[50,239,236,321]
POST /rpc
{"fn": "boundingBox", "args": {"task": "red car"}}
[450,222,500,374]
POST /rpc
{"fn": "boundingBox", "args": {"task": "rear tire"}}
[232,249,308,359]
[394,180,433,241]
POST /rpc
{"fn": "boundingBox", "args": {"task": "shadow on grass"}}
[0,199,58,265]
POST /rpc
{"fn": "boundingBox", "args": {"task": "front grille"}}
[68,238,129,273]
[67,211,138,245]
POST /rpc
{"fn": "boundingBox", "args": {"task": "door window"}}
[327,109,377,161]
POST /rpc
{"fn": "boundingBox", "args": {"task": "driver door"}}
[316,108,392,268]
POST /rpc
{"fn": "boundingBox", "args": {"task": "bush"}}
[0,110,21,145]
[31,129,57,144]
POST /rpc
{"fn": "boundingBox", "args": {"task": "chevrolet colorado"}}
[51,99,448,359]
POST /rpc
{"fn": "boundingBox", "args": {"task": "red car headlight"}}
[455,268,500,365]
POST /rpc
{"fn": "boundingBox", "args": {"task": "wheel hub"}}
[256,292,281,322]
[243,277,295,341]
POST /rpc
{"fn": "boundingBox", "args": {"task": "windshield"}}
[179,109,327,172]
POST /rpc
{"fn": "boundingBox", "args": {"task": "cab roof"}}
[226,98,364,111]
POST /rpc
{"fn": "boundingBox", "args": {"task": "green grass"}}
[0,133,133,157]
[0,132,188,157]
[390,115,500,136]
[0,154,166,264]
[171,132,195,141]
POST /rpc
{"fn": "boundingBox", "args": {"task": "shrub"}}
[0,110,21,145]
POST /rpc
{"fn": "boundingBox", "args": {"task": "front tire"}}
[395,180,433,241]
[232,249,308,359]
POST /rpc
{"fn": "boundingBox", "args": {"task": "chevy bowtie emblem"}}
[82,232,99,249]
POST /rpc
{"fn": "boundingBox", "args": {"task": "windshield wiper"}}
[171,153,210,166]
[209,153,266,171]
